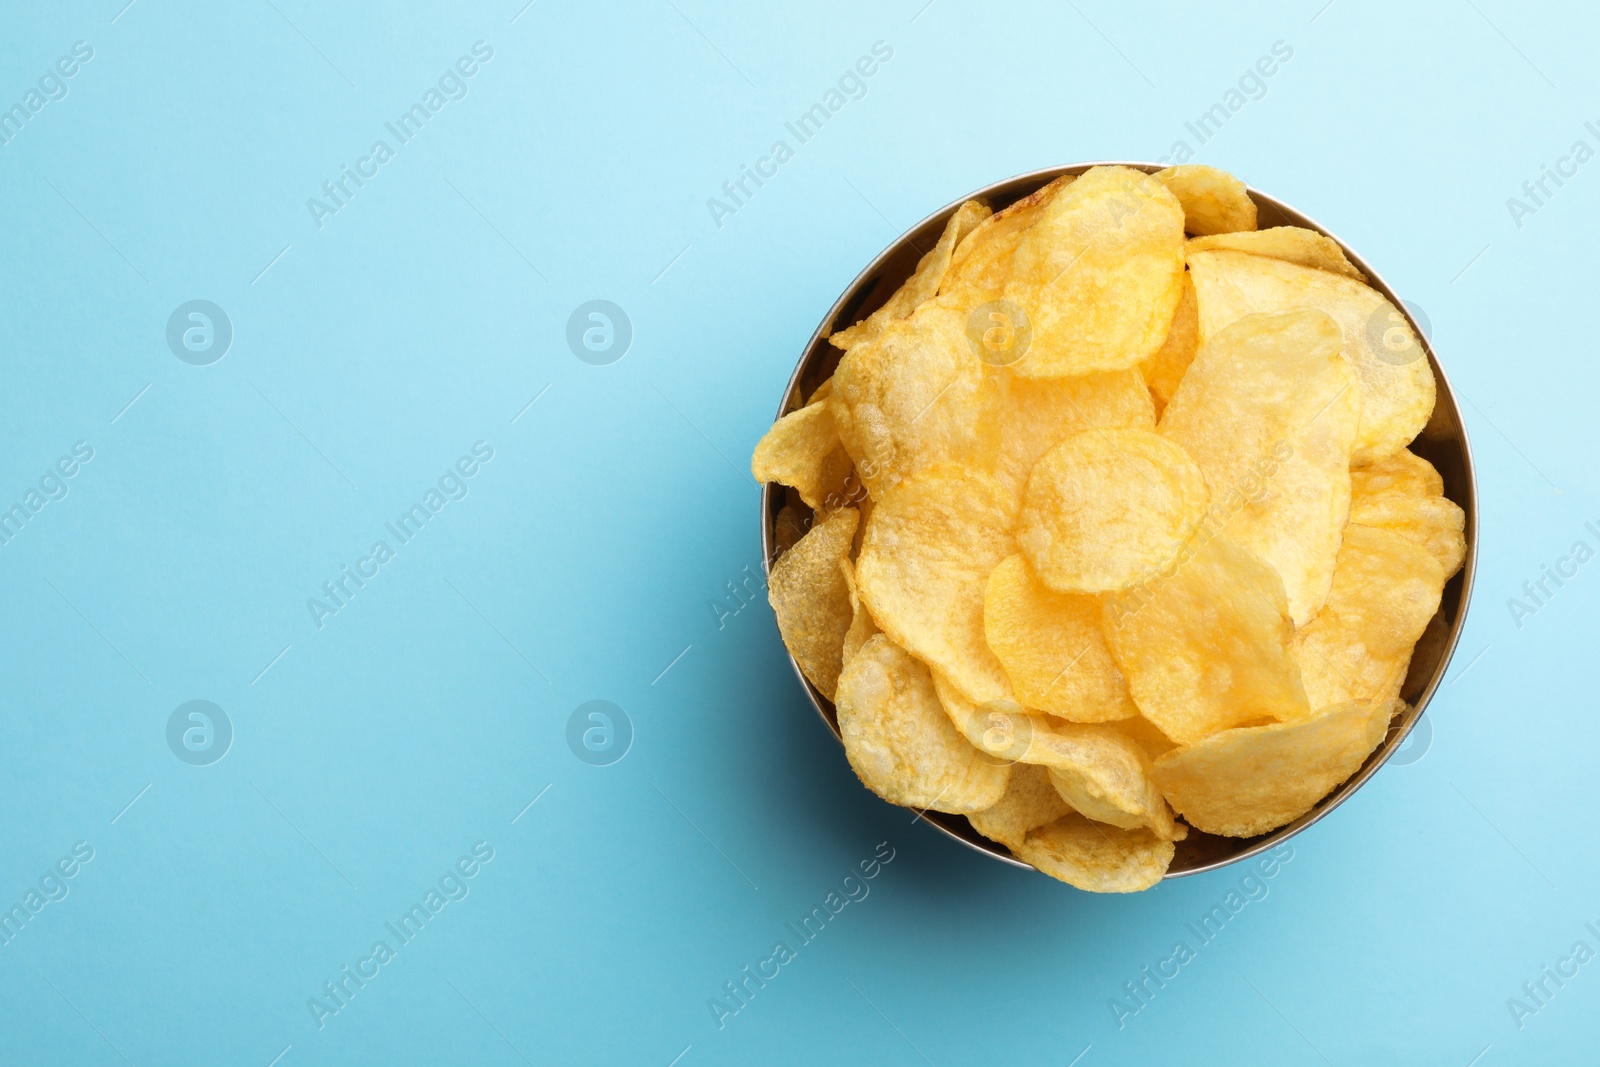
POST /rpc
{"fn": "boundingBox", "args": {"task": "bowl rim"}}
[760,161,1478,881]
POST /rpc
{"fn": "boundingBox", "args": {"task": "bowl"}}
[759,162,1477,879]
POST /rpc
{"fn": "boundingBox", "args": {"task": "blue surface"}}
[0,2,1592,1064]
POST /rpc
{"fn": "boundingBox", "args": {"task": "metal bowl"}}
[760,162,1477,880]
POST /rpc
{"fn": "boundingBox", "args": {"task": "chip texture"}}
[1139,272,1198,414]
[983,554,1138,721]
[767,508,859,700]
[855,464,1018,703]
[968,763,1071,850]
[1152,699,1395,837]
[1011,813,1174,892]
[751,402,854,512]
[1019,428,1209,594]
[1349,449,1466,578]
[836,635,1009,812]
[1105,534,1308,743]
[989,367,1155,498]
[1187,227,1366,280]
[1153,164,1258,235]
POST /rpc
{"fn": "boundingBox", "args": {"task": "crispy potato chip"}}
[931,677,1037,763]
[1001,166,1187,377]
[1011,813,1173,892]
[839,557,878,667]
[1159,309,1361,624]
[767,507,859,700]
[772,503,808,559]
[830,302,987,497]
[1110,715,1178,761]
[1292,524,1445,709]
[989,367,1155,498]
[1187,227,1365,281]
[1105,533,1308,743]
[943,176,1076,295]
[967,763,1071,850]
[1019,428,1209,594]
[1153,164,1257,236]
[856,464,1018,703]
[835,634,1009,813]
[982,554,1138,721]
[1402,611,1449,700]
[1187,249,1436,465]
[1139,271,1198,414]
[806,377,834,405]
[1349,449,1466,578]
[830,200,994,350]
[1152,698,1396,837]
[751,402,855,512]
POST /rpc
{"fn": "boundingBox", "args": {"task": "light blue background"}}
[0,1,1591,1064]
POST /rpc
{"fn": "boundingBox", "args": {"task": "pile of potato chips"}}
[754,165,1465,892]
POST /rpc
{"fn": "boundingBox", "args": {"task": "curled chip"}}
[1019,428,1209,594]
[1349,449,1466,578]
[982,554,1138,722]
[835,634,1009,813]
[1293,524,1445,709]
[1105,533,1308,743]
[1139,271,1198,414]
[1152,699,1396,837]
[989,366,1155,498]
[931,676,1036,763]
[968,763,1071,850]
[943,175,1076,296]
[839,558,878,668]
[1152,164,1257,236]
[772,503,808,559]
[1010,813,1174,893]
[856,464,1018,703]
[1187,227,1366,281]
[751,402,854,512]
[831,200,993,351]
[1001,167,1187,377]
[767,507,859,700]
[1110,715,1178,761]
[1187,248,1436,465]
[830,302,987,497]
[1159,309,1361,625]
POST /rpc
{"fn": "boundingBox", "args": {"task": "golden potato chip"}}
[1158,309,1361,624]
[772,503,808,559]
[1105,533,1308,743]
[1292,524,1445,709]
[829,302,987,497]
[1139,271,1198,414]
[1187,227,1365,281]
[1110,714,1178,760]
[982,554,1137,721]
[1011,813,1173,892]
[943,176,1076,295]
[856,464,1018,703]
[751,402,855,512]
[989,367,1155,498]
[806,377,833,405]
[1402,612,1449,700]
[835,634,1009,813]
[839,557,878,667]
[1152,698,1396,837]
[830,200,993,350]
[931,677,1036,763]
[767,507,859,700]
[1018,428,1209,594]
[1187,248,1436,465]
[967,763,1071,850]
[1349,449,1466,578]
[1152,164,1257,235]
[1001,166,1187,377]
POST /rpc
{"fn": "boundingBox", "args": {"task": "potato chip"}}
[982,554,1138,721]
[1158,309,1361,624]
[1187,249,1436,465]
[1104,533,1308,743]
[1151,698,1396,837]
[1001,166,1187,377]
[856,464,1018,703]
[772,503,808,559]
[767,507,859,700]
[1139,271,1198,414]
[751,402,855,512]
[1187,227,1365,281]
[835,634,1009,813]
[1018,428,1209,593]
[1011,813,1174,892]
[1152,164,1257,236]
[1349,449,1466,578]
[967,763,1071,850]
[1292,524,1445,709]
[1110,714,1178,761]
[839,557,878,667]
[931,677,1036,762]
[943,176,1076,296]
[806,377,834,405]
[830,302,987,497]
[989,366,1155,498]
[830,199,994,350]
